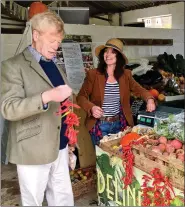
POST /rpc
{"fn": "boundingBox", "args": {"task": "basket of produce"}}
[132,135,184,190]
[99,126,184,191]
[70,166,96,199]
[99,127,132,157]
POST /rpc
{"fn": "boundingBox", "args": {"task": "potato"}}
[159,136,167,144]
[159,143,166,152]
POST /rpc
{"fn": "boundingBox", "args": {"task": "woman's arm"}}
[128,70,156,112]
[76,70,96,116]
[128,70,154,101]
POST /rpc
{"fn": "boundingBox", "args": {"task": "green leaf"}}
[170,196,184,206]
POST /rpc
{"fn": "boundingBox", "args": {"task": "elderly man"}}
[1,11,74,206]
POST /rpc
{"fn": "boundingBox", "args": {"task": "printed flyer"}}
[56,35,94,94]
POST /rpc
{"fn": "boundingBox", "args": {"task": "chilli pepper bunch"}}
[121,138,177,206]
[56,99,80,145]
[141,168,176,206]
[121,138,145,189]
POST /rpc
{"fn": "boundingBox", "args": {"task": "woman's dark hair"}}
[97,47,126,80]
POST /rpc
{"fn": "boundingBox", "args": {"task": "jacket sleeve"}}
[1,60,48,121]
[76,70,96,116]
[128,70,154,102]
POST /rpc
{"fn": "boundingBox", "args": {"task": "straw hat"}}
[95,38,128,64]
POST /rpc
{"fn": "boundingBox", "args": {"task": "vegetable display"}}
[101,123,184,206]
[154,112,184,143]
[156,52,185,76]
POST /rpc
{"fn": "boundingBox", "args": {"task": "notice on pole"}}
[56,35,94,94]
[62,43,84,94]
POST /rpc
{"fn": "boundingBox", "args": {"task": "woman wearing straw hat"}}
[77,38,156,146]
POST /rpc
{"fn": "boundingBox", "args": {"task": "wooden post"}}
[73,95,96,168]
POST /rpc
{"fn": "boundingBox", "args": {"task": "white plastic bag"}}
[131,58,153,76]
[68,146,77,170]
[69,152,77,170]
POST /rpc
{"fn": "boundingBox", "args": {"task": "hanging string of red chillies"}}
[121,137,145,189]
[56,99,80,145]
[122,145,134,189]
[141,168,176,206]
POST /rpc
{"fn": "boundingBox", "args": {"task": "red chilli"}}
[56,99,80,145]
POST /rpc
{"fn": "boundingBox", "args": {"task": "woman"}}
[77,38,156,146]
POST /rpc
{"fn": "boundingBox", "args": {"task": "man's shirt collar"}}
[28,45,57,63]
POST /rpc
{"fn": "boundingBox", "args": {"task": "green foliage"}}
[97,154,115,176]
[97,153,141,206]
[170,195,184,206]
[97,154,116,206]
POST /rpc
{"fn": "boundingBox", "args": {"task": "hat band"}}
[105,43,122,52]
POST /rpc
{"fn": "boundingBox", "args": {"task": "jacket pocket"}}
[16,115,42,142]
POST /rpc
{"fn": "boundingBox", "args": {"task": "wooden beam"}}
[91,9,121,17]
[1,3,26,21]
[86,1,122,16]
[1,28,25,34]
[85,1,105,10]
[119,12,122,26]
[122,1,180,12]
[119,38,173,46]
[93,15,111,22]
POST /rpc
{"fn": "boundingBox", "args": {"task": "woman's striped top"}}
[102,81,120,117]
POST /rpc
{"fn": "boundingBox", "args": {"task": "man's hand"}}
[91,106,104,118]
[146,99,156,112]
[68,145,75,154]
[42,85,72,104]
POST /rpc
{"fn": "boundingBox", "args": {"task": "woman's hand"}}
[91,106,104,118]
[146,99,156,112]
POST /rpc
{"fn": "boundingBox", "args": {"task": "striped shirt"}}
[102,81,120,116]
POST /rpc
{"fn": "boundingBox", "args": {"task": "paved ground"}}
[1,163,97,206]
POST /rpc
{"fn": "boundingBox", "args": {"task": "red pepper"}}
[121,138,176,206]
[56,100,80,145]
[121,138,145,189]
[64,113,80,127]
[141,168,175,206]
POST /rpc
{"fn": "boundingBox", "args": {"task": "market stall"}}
[96,109,184,206]
[71,51,185,201]
[130,52,185,123]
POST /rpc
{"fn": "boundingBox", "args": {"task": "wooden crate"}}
[73,94,96,168]
[100,138,184,191]
[100,138,122,158]
[132,144,184,191]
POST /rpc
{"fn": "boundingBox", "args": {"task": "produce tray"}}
[100,138,184,191]
[165,95,184,102]
[132,144,184,191]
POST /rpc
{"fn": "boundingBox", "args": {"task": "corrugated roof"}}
[13,1,181,16]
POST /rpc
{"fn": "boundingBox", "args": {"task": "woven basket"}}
[71,166,96,199]
[100,138,184,191]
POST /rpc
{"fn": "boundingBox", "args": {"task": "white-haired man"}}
[1,11,74,206]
